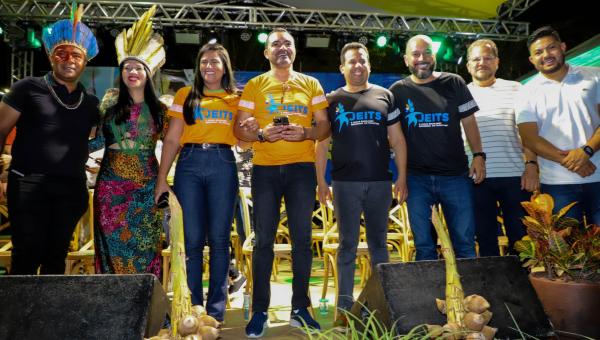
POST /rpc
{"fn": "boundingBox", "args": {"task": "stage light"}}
[376,35,387,48]
[208,38,217,44]
[0,27,3,35]
[358,35,368,45]
[257,32,268,44]
[240,31,251,42]
[431,36,445,55]
[26,28,41,49]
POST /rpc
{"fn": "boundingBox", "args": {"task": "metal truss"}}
[10,49,34,84]
[496,0,542,20]
[0,0,530,41]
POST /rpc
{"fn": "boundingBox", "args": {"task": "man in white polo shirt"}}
[465,39,539,256]
[516,26,600,224]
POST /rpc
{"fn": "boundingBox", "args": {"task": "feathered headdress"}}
[115,5,166,75]
[42,1,98,59]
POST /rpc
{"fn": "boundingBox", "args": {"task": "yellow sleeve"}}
[309,77,328,112]
[238,79,256,115]
[168,86,191,119]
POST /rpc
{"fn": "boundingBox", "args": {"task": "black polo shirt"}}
[2,72,100,179]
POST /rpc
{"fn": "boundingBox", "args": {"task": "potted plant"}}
[514,193,600,338]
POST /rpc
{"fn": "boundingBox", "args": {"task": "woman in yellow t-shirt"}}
[155,43,245,322]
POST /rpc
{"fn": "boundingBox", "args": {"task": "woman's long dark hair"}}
[182,43,237,125]
[106,60,163,133]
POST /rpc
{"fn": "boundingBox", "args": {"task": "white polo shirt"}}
[466,78,524,178]
[516,65,600,185]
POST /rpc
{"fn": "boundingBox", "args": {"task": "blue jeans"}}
[251,163,316,312]
[406,174,476,260]
[173,146,238,321]
[541,182,600,225]
[332,180,392,311]
[473,177,529,256]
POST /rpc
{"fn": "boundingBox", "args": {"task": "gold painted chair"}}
[387,201,415,262]
[320,201,371,320]
[65,189,96,274]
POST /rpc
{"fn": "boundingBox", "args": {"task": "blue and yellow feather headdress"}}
[42,1,98,60]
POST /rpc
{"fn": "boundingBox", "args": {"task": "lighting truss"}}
[496,0,542,20]
[0,0,530,41]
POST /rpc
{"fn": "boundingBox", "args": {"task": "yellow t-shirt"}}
[168,86,239,146]
[239,72,328,165]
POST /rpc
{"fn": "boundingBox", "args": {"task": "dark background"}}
[0,0,596,90]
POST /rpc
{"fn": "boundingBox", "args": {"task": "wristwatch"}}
[582,145,595,157]
[472,152,486,161]
[525,160,538,167]
[257,129,266,142]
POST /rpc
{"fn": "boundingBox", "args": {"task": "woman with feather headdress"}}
[89,6,167,276]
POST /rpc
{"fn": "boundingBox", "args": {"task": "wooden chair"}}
[65,189,95,274]
[0,240,12,273]
[320,201,371,320]
[387,201,415,262]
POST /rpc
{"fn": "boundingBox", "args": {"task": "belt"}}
[183,143,231,150]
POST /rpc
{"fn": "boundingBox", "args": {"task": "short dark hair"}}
[527,26,561,49]
[340,42,369,64]
[266,27,293,45]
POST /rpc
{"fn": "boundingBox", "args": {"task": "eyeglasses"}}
[281,82,291,104]
[469,56,496,63]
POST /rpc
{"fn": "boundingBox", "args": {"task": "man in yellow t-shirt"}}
[234,27,329,337]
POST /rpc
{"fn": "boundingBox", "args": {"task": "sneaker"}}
[229,274,247,294]
[246,312,268,338]
[332,314,348,332]
[289,308,321,331]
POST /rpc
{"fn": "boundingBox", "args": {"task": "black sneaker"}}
[245,311,268,338]
[289,308,321,331]
[229,274,247,294]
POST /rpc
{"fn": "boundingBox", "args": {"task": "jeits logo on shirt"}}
[404,99,449,129]
[193,105,234,124]
[334,103,382,132]
[266,94,308,116]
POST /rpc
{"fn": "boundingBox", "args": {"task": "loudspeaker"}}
[350,256,553,338]
[0,274,169,340]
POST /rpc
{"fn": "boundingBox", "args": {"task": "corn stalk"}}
[431,206,466,326]
[168,194,192,339]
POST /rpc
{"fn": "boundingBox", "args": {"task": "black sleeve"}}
[1,78,31,113]
[383,89,400,126]
[454,75,478,119]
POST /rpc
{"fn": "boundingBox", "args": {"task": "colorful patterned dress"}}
[90,89,163,276]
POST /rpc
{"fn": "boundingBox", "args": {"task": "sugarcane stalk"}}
[431,205,466,327]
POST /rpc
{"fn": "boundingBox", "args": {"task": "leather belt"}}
[183,143,231,150]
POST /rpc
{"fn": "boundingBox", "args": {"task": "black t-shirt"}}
[389,73,478,176]
[327,85,400,181]
[2,72,100,179]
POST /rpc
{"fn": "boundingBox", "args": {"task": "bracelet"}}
[525,160,538,167]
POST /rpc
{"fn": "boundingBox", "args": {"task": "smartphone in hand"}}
[156,191,169,209]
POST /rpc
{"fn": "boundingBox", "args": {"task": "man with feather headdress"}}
[0,2,100,274]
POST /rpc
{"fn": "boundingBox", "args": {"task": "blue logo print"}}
[404,99,449,129]
[334,103,382,132]
[266,94,308,116]
[194,106,233,121]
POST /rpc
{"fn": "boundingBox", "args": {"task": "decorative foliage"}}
[515,193,600,282]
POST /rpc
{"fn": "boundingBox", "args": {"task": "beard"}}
[408,62,435,80]
[538,55,565,75]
